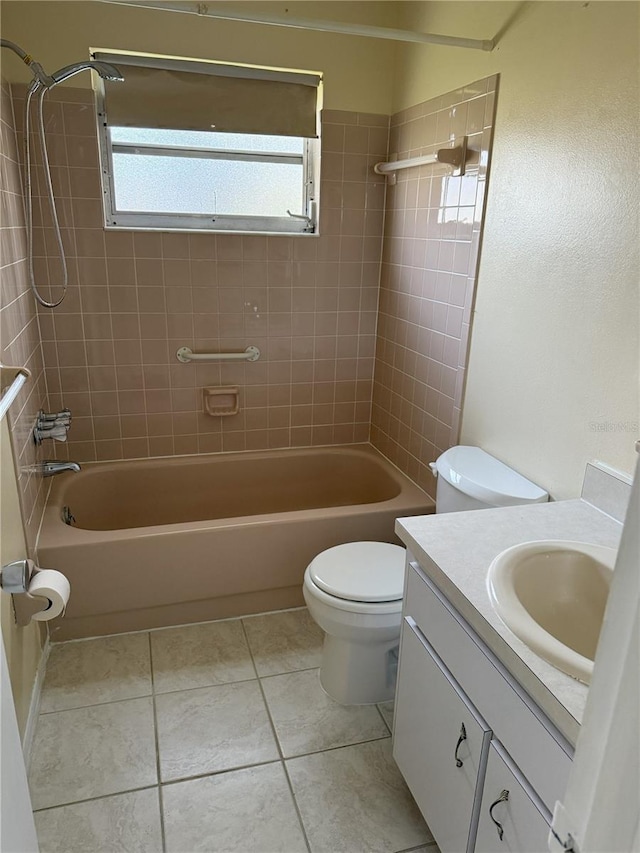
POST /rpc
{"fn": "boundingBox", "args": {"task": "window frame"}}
[94,61,320,235]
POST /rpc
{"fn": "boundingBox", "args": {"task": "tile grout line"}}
[46,604,309,646]
[38,670,264,715]
[238,620,283,763]
[38,658,342,718]
[279,760,312,853]
[160,757,286,789]
[375,701,394,735]
[284,732,391,763]
[240,618,313,853]
[147,631,168,853]
[34,732,396,813]
[32,783,161,814]
[38,690,157,716]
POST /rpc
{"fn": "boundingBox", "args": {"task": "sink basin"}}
[487,540,617,684]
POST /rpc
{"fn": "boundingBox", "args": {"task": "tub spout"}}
[38,460,81,477]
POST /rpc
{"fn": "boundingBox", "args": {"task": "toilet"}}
[303,446,548,705]
[303,541,406,705]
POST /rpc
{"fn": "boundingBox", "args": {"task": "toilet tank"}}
[434,446,548,514]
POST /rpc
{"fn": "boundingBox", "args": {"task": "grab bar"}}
[374,136,469,177]
[176,346,261,363]
[0,365,31,423]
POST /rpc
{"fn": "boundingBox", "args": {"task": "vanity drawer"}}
[405,561,572,812]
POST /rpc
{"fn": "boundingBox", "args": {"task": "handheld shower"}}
[0,41,123,308]
[49,60,124,87]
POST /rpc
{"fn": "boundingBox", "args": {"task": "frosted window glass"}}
[112,152,304,217]
[110,127,303,155]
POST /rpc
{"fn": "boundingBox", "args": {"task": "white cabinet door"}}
[393,617,491,853]
[475,740,551,853]
[1,637,38,852]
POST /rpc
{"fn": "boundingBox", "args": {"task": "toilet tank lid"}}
[435,446,549,507]
[308,541,406,603]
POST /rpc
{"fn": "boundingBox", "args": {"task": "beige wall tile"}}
[1,84,50,546]
[370,78,495,494]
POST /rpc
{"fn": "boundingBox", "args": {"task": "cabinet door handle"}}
[489,789,510,841]
[454,722,467,767]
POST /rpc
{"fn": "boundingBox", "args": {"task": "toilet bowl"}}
[303,541,406,705]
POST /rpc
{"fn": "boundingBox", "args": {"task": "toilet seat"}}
[304,570,403,616]
[307,541,406,603]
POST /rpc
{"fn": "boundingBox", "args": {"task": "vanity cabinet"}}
[394,617,491,853]
[393,558,573,853]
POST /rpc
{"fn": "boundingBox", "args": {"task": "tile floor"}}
[29,607,438,853]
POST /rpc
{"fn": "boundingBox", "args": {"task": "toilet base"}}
[319,633,399,705]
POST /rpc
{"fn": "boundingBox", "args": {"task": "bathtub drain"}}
[62,506,75,525]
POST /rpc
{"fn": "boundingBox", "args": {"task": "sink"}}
[487,540,617,684]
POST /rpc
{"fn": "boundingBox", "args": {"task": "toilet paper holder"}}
[0,559,50,625]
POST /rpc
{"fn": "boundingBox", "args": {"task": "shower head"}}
[48,60,124,87]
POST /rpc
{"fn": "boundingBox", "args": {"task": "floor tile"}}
[29,698,157,810]
[40,634,152,713]
[156,680,279,782]
[34,788,162,853]
[286,738,432,853]
[378,700,394,732]
[151,618,255,694]
[163,762,307,853]
[262,668,389,757]
[243,608,324,676]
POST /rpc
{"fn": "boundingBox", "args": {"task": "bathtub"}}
[37,445,434,640]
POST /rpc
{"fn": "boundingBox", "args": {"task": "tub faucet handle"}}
[37,417,69,431]
[39,408,71,423]
[34,424,67,444]
[34,409,72,444]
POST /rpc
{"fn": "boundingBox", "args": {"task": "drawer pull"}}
[454,722,467,767]
[489,789,510,841]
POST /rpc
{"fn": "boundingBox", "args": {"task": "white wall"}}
[1,1,399,113]
[393,1,639,498]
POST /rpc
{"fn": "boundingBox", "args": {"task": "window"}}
[93,52,322,234]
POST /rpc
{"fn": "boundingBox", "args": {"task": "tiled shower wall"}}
[0,79,49,549]
[13,84,389,463]
[370,75,497,497]
[7,76,496,496]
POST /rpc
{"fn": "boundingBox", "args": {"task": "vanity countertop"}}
[395,498,623,746]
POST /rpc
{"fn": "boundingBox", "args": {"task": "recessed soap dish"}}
[203,386,239,417]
